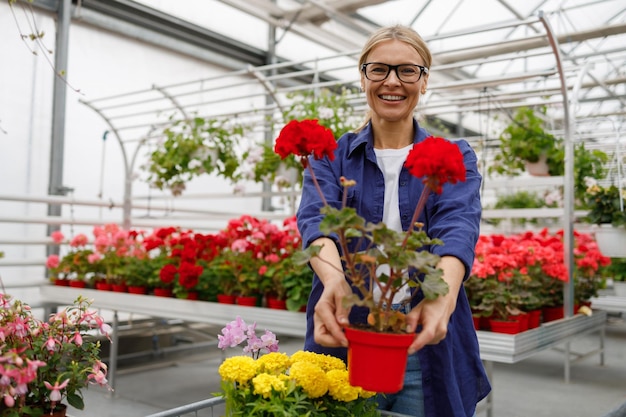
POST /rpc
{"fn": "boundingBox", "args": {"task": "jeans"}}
[376,352,425,417]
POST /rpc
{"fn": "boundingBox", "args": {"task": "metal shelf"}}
[477,312,607,363]
[40,285,307,337]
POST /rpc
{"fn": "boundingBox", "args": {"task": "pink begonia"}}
[50,231,64,244]
[46,255,60,269]
[70,233,89,247]
[258,265,268,275]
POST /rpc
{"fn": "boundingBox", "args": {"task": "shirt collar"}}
[347,119,425,158]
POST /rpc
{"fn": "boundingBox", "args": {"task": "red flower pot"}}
[510,313,529,332]
[479,316,492,331]
[489,319,522,334]
[344,326,414,393]
[69,280,87,288]
[527,309,542,329]
[53,278,69,286]
[236,295,258,307]
[127,285,148,295]
[112,283,128,293]
[267,297,287,310]
[543,305,563,322]
[472,316,481,331]
[186,291,199,300]
[95,282,112,291]
[153,287,173,297]
[217,294,236,304]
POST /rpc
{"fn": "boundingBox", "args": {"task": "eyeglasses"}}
[361,62,429,83]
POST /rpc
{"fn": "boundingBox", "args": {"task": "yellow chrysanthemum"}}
[290,350,346,372]
[218,356,259,384]
[360,388,377,399]
[256,352,291,374]
[290,350,318,364]
[252,373,286,398]
[316,354,346,372]
[326,369,360,402]
[289,360,328,398]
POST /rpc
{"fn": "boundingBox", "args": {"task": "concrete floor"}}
[67,313,626,417]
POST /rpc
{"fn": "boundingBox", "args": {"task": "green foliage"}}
[574,143,609,204]
[143,87,362,196]
[145,117,249,195]
[584,185,626,227]
[296,204,448,333]
[603,257,626,282]
[489,106,562,177]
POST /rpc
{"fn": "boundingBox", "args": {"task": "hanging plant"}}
[145,116,249,195]
[143,87,362,196]
[489,106,563,177]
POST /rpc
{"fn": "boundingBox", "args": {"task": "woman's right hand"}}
[313,276,351,348]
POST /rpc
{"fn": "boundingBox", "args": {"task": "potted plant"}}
[46,232,100,288]
[275,120,454,392]
[489,106,563,177]
[216,317,379,417]
[583,178,626,257]
[602,257,626,296]
[468,229,609,326]
[143,87,361,197]
[0,293,111,417]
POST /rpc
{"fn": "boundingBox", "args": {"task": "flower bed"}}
[46,216,311,312]
[465,228,610,333]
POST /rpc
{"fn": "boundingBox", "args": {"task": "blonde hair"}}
[354,25,432,132]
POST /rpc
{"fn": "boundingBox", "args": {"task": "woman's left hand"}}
[405,256,465,354]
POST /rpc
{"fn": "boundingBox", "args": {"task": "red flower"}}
[159,263,178,284]
[274,119,337,165]
[404,136,466,194]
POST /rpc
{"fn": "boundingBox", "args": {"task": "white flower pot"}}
[524,155,550,176]
[594,224,626,258]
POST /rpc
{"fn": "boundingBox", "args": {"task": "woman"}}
[296,25,491,416]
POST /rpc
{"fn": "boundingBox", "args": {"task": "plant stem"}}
[402,187,431,247]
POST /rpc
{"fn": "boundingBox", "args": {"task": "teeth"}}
[381,95,404,101]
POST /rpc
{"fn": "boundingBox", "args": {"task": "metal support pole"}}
[46,0,72,253]
[538,11,575,318]
[108,310,119,395]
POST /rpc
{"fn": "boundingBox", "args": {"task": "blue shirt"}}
[296,120,491,416]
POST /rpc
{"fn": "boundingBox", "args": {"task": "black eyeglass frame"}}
[361,62,429,83]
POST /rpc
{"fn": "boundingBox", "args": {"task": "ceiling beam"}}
[436,22,626,64]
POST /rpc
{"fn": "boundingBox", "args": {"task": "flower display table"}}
[476,312,607,417]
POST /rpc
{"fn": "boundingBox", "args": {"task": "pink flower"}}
[70,234,89,247]
[87,253,101,264]
[43,378,69,402]
[50,231,64,244]
[46,255,60,269]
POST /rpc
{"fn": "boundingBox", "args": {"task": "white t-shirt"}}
[373,145,413,305]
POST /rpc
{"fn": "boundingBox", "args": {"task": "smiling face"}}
[361,39,429,126]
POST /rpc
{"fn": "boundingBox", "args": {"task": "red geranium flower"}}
[405,136,466,194]
[274,119,337,166]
